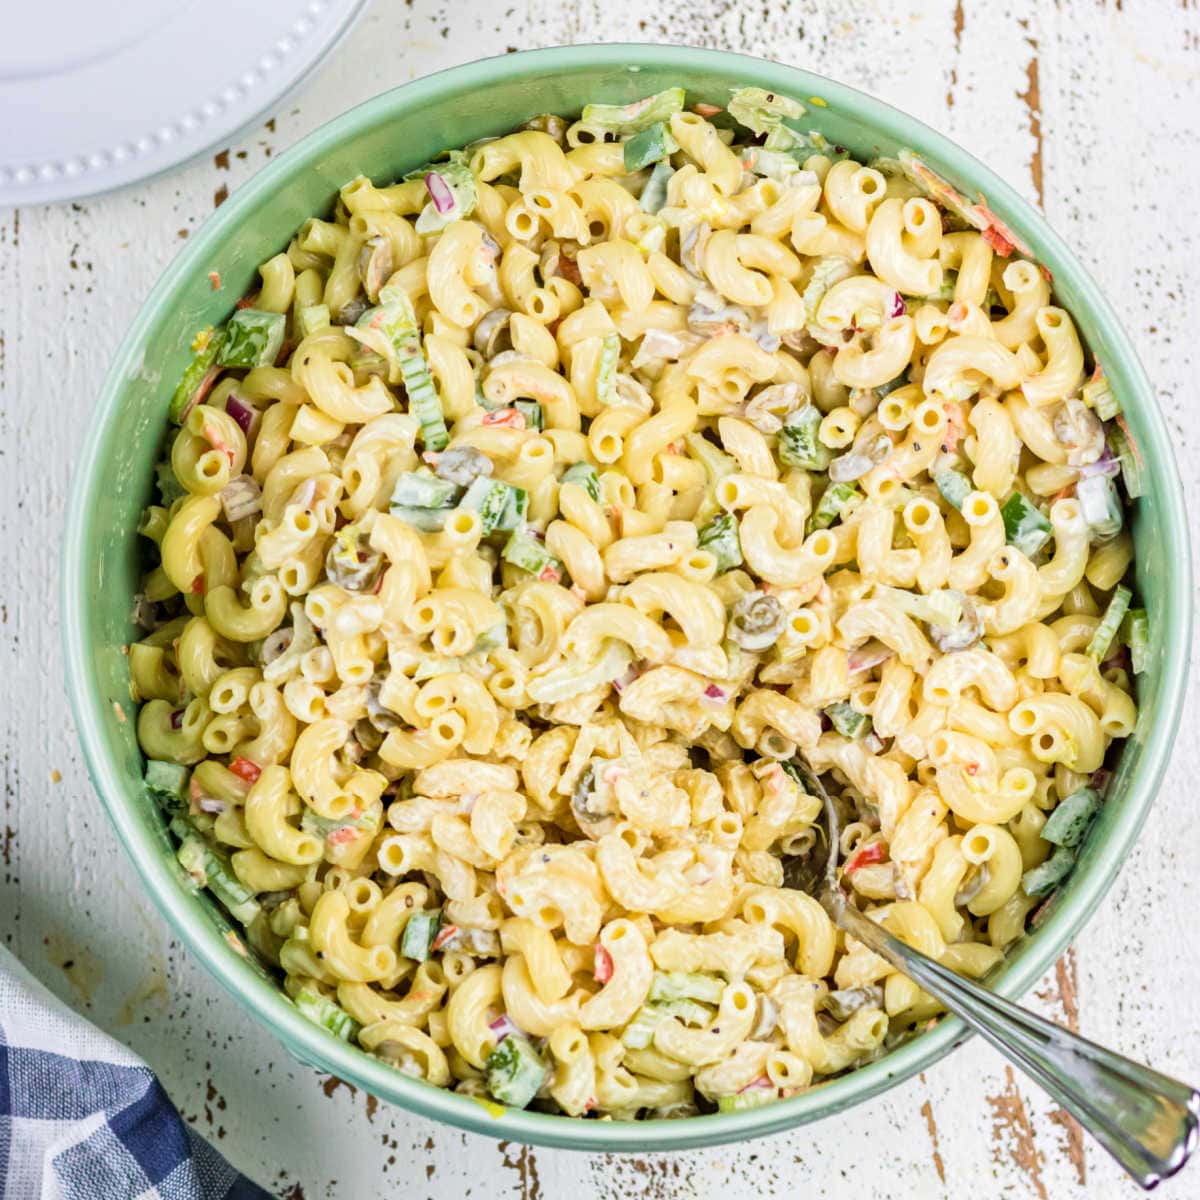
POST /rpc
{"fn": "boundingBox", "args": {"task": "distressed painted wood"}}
[2,2,1199,1196]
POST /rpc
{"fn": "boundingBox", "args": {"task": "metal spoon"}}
[785,761,1199,1190]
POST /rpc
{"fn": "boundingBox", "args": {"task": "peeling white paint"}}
[2,1,1199,1197]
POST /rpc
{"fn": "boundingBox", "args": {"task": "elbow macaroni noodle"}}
[132,86,1142,1120]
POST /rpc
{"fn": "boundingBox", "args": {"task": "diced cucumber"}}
[808,482,860,531]
[1000,492,1052,557]
[295,988,360,1041]
[296,303,331,340]
[514,399,543,430]
[400,910,442,961]
[390,471,460,509]
[778,406,830,471]
[460,477,529,535]
[1087,584,1132,662]
[388,505,452,532]
[1021,845,1076,897]
[484,1033,547,1108]
[824,701,871,739]
[561,462,602,503]
[145,760,190,810]
[697,512,743,573]
[934,469,972,511]
[1041,788,1101,849]
[218,309,286,369]
[502,529,562,581]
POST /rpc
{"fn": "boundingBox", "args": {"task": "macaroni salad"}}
[131,86,1147,1118]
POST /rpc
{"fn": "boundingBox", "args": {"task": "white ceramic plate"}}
[0,0,368,206]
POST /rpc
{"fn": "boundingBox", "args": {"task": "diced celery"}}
[596,334,620,405]
[1042,788,1101,849]
[1000,492,1052,557]
[685,432,737,484]
[1087,584,1132,662]
[623,122,678,172]
[460,477,528,535]
[296,303,331,340]
[621,1006,667,1049]
[648,971,726,1005]
[655,998,713,1026]
[169,327,225,423]
[583,88,686,134]
[825,701,871,740]
[514,399,543,430]
[365,293,448,450]
[218,309,286,369]
[717,1089,779,1112]
[801,257,854,320]
[390,471,460,509]
[873,584,963,629]
[388,505,451,532]
[502,529,562,581]
[561,462,601,503]
[1124,608,1149,675]
[171,818,260,924]
[778,406,830,471]
[934,469,972,511]
[1083,371,1120,420]
[639,161,674,214]
[697,513,743,573]
[808,482,860,532]
[1022,845,1076,897]
[728,86,805,149]
[400,910,442,961]
[484,1034,547,1108]
[1075,475,1123,542]
[295,988,360,1041]
[145,760,189,810]
[1107,422,1144,498]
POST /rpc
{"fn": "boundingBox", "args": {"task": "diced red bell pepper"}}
[844,841,887,874]
[593,944,614,984]
[228,756,262,784]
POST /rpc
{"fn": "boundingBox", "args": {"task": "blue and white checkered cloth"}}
[0,944,272,1200]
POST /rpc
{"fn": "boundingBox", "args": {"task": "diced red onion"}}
[739,1074,774,1093]
[260,627,294,665]
[425,172,456,214]
[1079,446,1120,479]
[703,684,726,701]
[197,796,227,814]
[488,1015,520,1042]
[1090,768,1112,793]
[847,640,894,673]
[220,474,263,523]
[863,731,885,754]
[889,292,906,318]
[225,394,257,436]
[170,709,184,730]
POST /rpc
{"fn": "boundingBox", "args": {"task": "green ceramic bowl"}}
[63,44,1190,1151]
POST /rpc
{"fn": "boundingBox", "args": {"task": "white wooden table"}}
[3,2,1199,1196]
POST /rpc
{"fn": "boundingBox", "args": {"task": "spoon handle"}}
[836,900,1199,1190]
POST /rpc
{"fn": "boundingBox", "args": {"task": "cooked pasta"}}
[132,84,1145,1119]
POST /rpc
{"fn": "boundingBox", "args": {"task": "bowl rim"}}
[62,42,1192,1152]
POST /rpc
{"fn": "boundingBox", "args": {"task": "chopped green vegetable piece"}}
[484,1034,547,1108]
[802,256,854,318]
[697,512,743,573]
[740,146,803,181]
[934,469,972,511]
[778,406,830,471]
[685,432,737,484]
[655,998,713,1025]
[582,88,685,134]
[1022,845,1076,898]
[390,471,460,509]
[218,309,286,369]
[1106,422,1143,498]
[717,1089,779,1112]
[623,122,678,172]
[1000,492,1052,557]
[145,760,189,810]
[365,293,449,450]
[1124,608,1149,675]
[514,399,543,430]
[460,477,529,535]
[809,482,860,531]
[295,988,360,1041]
[621,1006,666,1049]
[596,334,620,405]
[825,701,871,739]
[388,505,452,532]
[1087,584,1132,662]
[404,152,478,234]
[561,462,601,503]
[400,910,442,961]
[170,818,260,924]
[728,86,805,149]
[1042,787,1101,849]
[648,971,726,1005]
[639,161,674,214]
[169,328,226,423]
[296,303,331,340]
[873,585,964,629]
[1075,475,1123,542]
[1082,371,1120,420]
[502,529,563,581]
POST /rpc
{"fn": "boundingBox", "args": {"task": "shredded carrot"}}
[208,271,221,290]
